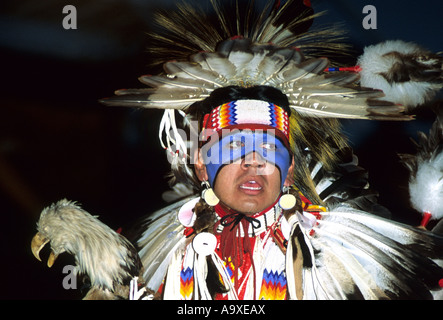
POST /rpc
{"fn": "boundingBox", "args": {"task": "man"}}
[195,86,295,215]
[159,85,301,299]
[129,82,443,300]
[31,0,443,300]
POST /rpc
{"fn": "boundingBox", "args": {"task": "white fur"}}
[409,152,443,219]
[358,40,440,108]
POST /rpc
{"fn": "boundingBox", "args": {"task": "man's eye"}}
[229,140,244,148]
[261,143,276,150]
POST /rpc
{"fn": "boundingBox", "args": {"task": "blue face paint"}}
[201,130,291,189]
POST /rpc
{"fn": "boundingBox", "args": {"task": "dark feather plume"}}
[146,0,351,67]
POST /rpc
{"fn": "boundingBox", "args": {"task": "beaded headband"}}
[201,100,290,147]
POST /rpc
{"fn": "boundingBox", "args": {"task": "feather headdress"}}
[100,0,412,202]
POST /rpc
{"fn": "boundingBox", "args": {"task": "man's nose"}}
[241,152,266,170]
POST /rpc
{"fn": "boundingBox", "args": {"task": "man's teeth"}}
[240,181,262,190]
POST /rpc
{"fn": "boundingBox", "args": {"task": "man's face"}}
[212,152,283,215]
[195,129,294,215]
[201,130,292,187]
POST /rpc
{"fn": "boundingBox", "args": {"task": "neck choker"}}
[213,199,282,237]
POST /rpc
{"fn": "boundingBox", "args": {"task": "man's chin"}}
[226,201,269,216]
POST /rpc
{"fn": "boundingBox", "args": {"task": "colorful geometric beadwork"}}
[259,269,287,300]
[202,100,290,141]
[180,267,194,299]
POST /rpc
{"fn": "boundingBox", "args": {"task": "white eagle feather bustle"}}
[287,205,443,299]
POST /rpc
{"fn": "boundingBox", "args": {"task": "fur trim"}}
[409,152,443,219]
[358,40,442,109]
[399,107,443,221]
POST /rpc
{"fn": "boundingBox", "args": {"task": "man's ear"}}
[194,149,208,182]
[283,156,295,187]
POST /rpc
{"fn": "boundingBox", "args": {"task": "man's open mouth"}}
[239,180,263,191]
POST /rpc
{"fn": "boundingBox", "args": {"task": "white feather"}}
[191,52,236,82]
[309,232,388,299]
[164,61,225,88]
[409,152,443,219]
[136,198,190,292]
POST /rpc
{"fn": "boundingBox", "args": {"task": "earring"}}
[279,186,296,210]
[201,181,219,206]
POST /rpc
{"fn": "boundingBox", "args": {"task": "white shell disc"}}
[279,193,296,210]
[192,232,217,256]
[202,188,220,206]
